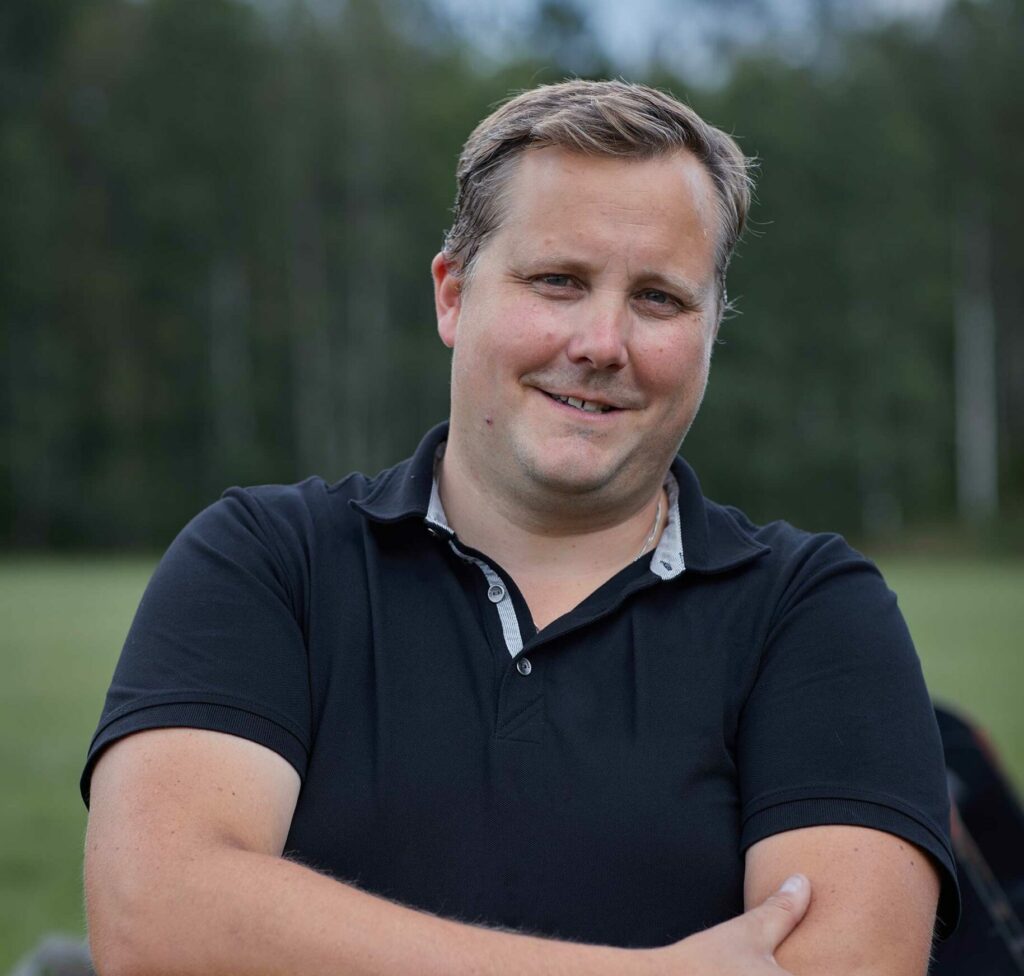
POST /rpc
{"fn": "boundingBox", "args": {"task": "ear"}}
[432,252,462,349]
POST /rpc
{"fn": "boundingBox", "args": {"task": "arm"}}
[86,727,811,976]
[735,533,958,961]
[85,727,639,976]
[744,825,941,976]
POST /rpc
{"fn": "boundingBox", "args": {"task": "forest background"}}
[1,0,1022,969]
[4,0,1023,546]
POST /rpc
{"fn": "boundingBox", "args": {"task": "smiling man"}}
[434,146,721,630]
[83,81,958,976]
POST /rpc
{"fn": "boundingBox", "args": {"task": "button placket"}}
[440,538,543,739]
[446,542,523,658]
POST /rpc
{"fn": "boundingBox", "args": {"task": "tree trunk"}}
[954,192,999,523]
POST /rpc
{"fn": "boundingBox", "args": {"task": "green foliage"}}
[685,42,959,532]
[1,0,1022,546]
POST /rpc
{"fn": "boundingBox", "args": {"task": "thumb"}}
[747,874,811,953]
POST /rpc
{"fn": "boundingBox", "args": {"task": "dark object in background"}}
[932,704,1024,974]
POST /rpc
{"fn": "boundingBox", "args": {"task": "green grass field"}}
[1,554,1021,970]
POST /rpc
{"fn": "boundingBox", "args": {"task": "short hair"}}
[443,79,754,315]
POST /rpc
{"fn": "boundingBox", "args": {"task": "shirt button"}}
[487,584,506,603]
[516,657,532,676]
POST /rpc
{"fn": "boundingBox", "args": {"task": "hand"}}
[647,874,811,975]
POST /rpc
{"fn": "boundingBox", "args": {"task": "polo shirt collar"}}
[427,447,686,580]
[350,421,450,524]
[352,420,770,575]
[667,453,772,574]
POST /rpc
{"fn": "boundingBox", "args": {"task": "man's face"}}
[433,146,721,515]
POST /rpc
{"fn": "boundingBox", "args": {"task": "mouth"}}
[541,390,621,415]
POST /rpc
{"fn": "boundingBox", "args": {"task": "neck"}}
[437,439,667,583]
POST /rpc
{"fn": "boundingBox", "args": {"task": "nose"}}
[565,295,630,371]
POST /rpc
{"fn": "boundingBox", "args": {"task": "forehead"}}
[490,146,720,283]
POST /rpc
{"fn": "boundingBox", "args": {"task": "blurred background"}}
[1,0,1022,968]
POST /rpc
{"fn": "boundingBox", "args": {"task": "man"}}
[82,80,958,975]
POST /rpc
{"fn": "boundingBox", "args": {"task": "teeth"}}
[550,393,612,414]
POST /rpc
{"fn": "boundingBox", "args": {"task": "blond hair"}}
[444,79,754,314]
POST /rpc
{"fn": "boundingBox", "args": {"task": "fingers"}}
[654,875,811,976]
[748,874,811,953]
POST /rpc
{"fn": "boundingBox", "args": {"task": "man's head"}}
[443,79,753,319]
[432,81,752,527]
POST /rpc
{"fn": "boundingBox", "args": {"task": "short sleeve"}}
[737,534,961,937]
[80,487,312,806]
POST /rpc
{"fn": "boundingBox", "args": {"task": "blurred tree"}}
[526,0,607,76]
[1,0,96,544]
[1,0,1020,548]
[658,0,1022,536]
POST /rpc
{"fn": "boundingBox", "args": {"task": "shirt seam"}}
[235,487,307,614]
[495,695,544,735]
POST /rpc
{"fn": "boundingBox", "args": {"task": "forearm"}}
[84,730,811,976]
[89,843,649,976]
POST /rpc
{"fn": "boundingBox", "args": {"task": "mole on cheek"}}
[485,416,493,426]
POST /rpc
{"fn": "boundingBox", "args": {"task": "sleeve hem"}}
[742,784,950,850]
[741,795,961,940]
[95,690,308,745]
[80,701,309,807]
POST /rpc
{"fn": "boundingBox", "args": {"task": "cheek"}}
[450,323,537,398]
[637,335,711,400]
[486,320,563,374]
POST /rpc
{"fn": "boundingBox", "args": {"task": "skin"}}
[435,146,720,532]
[744,824,940,973]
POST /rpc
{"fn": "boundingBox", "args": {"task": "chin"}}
[531,470,612,497]
[513,446,622,498]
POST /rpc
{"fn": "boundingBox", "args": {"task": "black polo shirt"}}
[82,421,959,946]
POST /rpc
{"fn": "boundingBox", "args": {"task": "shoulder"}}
[686,496,913,673]
[704,498,888,604]
[148,472,390,620]
[215,427,436,543]
[200,469,387,552]
[718,501,869,571]
[224,471,374,522]
[671,457,878,593]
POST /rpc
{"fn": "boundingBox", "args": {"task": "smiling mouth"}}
[543,391,618,414]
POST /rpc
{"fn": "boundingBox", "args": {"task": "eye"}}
[635,289,684,313]
[527,273,583,299]
[536,274,574,288]
[639,289,671,304]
